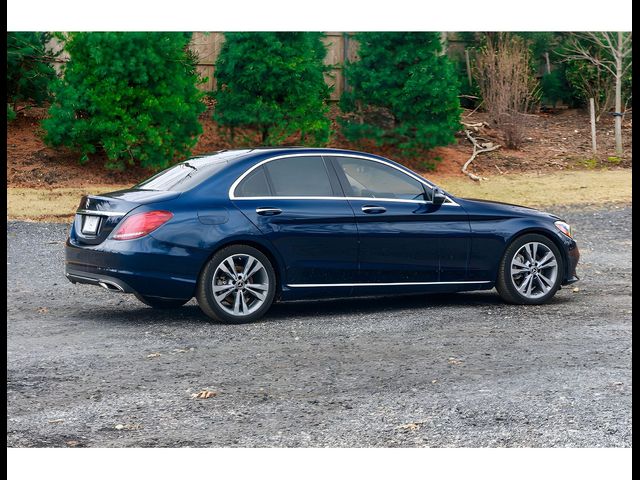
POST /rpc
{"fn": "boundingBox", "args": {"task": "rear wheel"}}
[196,245,276,323]
[135,294,190,309]
[496,233,563,305]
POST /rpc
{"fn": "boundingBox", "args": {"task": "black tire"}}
[196,245,277,323]
[496,233,564,305]
[135,294,190,309]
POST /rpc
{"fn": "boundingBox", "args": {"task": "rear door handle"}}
[361,205,386,214]
[256,207,282,216]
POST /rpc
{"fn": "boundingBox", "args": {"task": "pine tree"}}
[44,32,205,170]
[7,32,57,116]
[341,32,461,160]
[213,32,332,145]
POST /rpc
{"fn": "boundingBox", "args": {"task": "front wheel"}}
[196,245,276,323]
[496,234,564,305]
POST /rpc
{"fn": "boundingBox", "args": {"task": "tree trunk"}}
[614,32,623,156]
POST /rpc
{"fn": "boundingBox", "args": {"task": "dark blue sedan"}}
[65,148,580,323]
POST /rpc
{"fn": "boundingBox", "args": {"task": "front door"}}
[328,155,471,284]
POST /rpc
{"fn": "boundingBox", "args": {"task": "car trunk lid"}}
[73,189,180,245]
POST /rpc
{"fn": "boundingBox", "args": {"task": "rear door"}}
[230,155,359,285]
[328,155,471,284]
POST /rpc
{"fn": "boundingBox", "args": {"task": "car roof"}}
[191,147,390,165]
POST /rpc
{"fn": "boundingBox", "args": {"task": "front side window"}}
[264,156,334,197]
[334,157,428,201]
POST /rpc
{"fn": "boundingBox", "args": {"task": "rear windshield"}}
[135,151,249,192]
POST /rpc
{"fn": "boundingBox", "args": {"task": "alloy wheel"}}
[510,242,559,299]
[212,254,270,316]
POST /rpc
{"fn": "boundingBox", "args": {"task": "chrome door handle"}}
[256,207,282,216]
[361,205,386,214]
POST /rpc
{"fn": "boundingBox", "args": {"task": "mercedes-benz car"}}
[65,148,580,323]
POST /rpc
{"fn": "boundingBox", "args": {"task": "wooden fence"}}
[190,32,360,100]
[50,32,466,101]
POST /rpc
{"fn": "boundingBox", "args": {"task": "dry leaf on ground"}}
[192,389,217,399]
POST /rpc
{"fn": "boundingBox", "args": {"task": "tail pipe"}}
[98,280,125,292]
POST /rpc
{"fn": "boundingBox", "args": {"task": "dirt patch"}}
[6,104,632,189]
[6,114,155,188]
[454,108,633,177]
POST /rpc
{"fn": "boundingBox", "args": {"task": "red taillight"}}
[113,210,173,240]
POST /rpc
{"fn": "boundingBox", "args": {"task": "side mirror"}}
[432,188,446,206]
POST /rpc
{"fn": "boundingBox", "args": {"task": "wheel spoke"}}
[233,290,241,314]
[218,259,237,280]
[243,256,255,278]
[525,243,536,262]
[511,264,528,276]
[517,274,533,293]
[537,251,552,265]
[240,291,249,313]
[245,261,263,279]
[245,285,266,301]
[512,259,528,270]
[537,273,553,291]
[213,284,235,301]
[526,275,534,296]
[531,242,539,262]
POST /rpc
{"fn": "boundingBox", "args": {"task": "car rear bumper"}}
[64,236,204,300]
[65,268,136,293]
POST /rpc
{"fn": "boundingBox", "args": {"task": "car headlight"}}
[554,220,573,238]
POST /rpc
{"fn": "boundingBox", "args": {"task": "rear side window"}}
[235,166,271,197]
[264,156,334,197]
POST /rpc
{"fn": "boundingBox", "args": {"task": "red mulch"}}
[7,104,632,189]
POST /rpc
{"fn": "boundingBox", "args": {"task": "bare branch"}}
[462,129,501,181]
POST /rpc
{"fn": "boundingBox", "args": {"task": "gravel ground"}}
[6,204,632,447]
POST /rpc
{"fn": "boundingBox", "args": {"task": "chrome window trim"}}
[287,281,491,288]
[76,209,128,217]
[228,152,459,206]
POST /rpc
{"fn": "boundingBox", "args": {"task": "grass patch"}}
[430,169,632,208]
[7,185,131,222]
[6,169,632,222]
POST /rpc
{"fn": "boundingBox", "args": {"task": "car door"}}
[230,154,359,286]
[328,155,471,284]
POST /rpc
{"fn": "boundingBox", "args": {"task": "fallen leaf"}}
[65,440,80,447]
[572,287,580,293]
[48,419,64,424]
[173,348,189,353]
[37,307,48,314]
[448,357,464,366]
[146,352,161,358]
[397,420,426,431]
[114,424,125,430]
[192,389,217,399]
